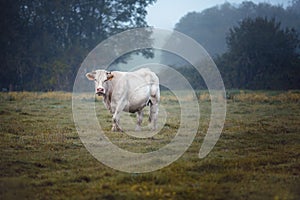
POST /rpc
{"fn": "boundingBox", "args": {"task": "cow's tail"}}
[148,77,160,130]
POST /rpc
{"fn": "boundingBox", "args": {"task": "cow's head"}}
[86,70,114,96]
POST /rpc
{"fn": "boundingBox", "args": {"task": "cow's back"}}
[132,68,159,85]
[109,68,159,113]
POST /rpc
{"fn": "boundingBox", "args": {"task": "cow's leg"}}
[149,84,160,130]
[149,103,158,130]
[135,110,143,131]
[148,95,159,130]
[111,99,126,132]
[112,112,122,132]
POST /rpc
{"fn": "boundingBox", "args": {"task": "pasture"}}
[0,91,299,200]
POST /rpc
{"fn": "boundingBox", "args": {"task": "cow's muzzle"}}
[96,88,105,96]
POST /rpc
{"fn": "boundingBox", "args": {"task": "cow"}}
[86,68,160,132]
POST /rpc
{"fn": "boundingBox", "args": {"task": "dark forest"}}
[1,0,299,91]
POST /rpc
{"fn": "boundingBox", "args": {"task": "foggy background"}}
[0,0,299,91]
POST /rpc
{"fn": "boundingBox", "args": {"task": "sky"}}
[146,0,291,30]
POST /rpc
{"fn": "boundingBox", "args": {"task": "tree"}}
[0,0,156,91]
[174,1,300,57]
[0,0,24,91]
[217,17,300,89]
[288,0,300,14]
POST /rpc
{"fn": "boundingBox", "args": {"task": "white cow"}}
[86,68,160,132]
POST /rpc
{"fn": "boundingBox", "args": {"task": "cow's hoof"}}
[111,125,118,132]
[135,126,141,132]
[112,126,123,132]
[147,124,156,131]
[151,126,157,131]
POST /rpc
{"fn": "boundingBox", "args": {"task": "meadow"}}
[0,91,299,200]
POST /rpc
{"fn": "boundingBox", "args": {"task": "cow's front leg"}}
[112,112,123,132]
[135,110,143,131]
[111,100,126,132]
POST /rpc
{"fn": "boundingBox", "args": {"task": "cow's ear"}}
[86,72,95,80]
[106,72,114,81]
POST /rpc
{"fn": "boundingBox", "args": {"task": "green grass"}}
[0,91,299,200]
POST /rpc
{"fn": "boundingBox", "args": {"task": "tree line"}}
[0,0,156,91]
[175,0,300,56]
[1,0,299,91]
[167,0,300,90]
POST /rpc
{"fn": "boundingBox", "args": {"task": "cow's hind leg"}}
[148,96,159,130]
[135,110,143,131]
[149,103,158,130]
[148,84,160,130]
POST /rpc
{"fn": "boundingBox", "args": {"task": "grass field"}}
[0,91,299,200]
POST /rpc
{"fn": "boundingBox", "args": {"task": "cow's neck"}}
[103,82,113,112]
